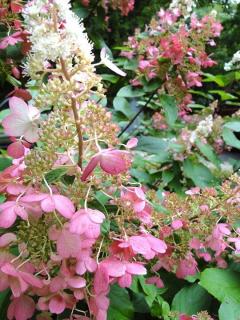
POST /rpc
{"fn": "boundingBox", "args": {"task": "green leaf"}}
[113,97,134,118]
[183,159,216,187]
[0,289,11,319]
[72,6,89,19]
[101,74,119,83]
[137,136,168,154]
[209,90,237,101]
[218,299,240,320]
[45,168,68,183]
[0,157,12,171]
[117,85,145,98]
[199,268,240,303]
[224,121,240,132]
[219,299,240,320]
[162,170,175,186]
[172,284,212,315]
[108,285,134,320]
[222,127,240,149]
[195,139,220,166]
[159,94,178,127]
[101,219,110,235]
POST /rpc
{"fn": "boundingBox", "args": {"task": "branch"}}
[60,58,83,169]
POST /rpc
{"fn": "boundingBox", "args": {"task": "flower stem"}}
[60,57,83,169]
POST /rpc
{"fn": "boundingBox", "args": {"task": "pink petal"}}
[88,209,105,224]
[0,233,16,247]
[57,229,82,258]
[2,114,27,137]
[0,206,17,228]
[118,273,132,288]
[103,259,126,277]
[146,235,167,253]
[20,271,43,288]
[133,201,145,212]
[93,267,109,295]
[126,137,138,149]
[129,236,151,255]
[67,276,86,288]
[23,125,39,143]
[126,262,147,275]
[135,187,145,200]
[7,142,25,159]
[100,151,127,175]
[21,194,47,202]
[7,295,35,320]
[53,195,75,219]
[81,155,100,181]
[69,212,89,235]
[14,206,28,220]
[10,277,28,297]
[9,97,29,115]
[41,196,56,212]
[49,295,66,314]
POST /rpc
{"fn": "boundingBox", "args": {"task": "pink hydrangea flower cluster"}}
[121,8,222,109]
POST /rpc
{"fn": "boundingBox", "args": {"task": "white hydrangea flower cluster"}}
[170,0,196,14]
[190,115,213,143]
[224,50,240,71]
[23,0,94,78]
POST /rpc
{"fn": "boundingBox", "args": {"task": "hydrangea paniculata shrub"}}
[0,1,167,319]
[121,6,222,110]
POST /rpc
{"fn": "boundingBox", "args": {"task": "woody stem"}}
[60,57,83,169]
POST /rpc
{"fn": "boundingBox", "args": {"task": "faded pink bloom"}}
[146,276,164,288]
[7,295,35,320]
[69,208,105,238]
[21,193,75,219]
[94,257,146,294]
[38,292,75,315]
[121,187,146,212]
[0,201,28,228]
[186,72,202,88]
[56,228,84,259]
[81,149,130,181]
[7,138,30,159]
[176,254,198,279]
[171,219,183,230]
[89,291,109,320]
[1,263,42,297]
[2,97,40,143]
[0,31,23,49]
